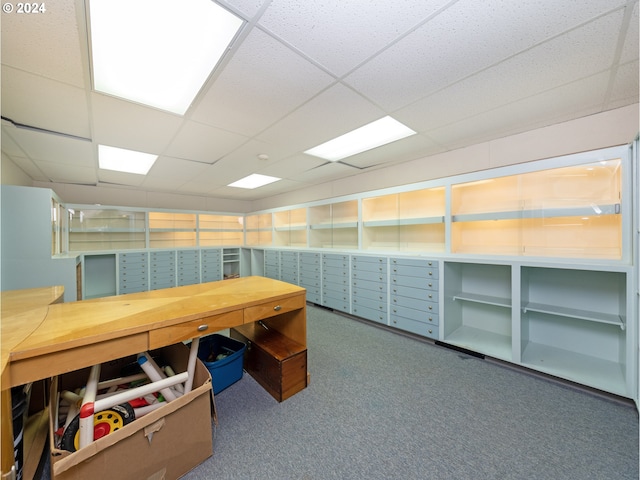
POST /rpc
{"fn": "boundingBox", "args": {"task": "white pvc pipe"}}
[93,372,188,413]
[132,401,167,417]
[137,353,178,402]
[183,337,200,394]
[97,372,148,390]
[79,364,101,449]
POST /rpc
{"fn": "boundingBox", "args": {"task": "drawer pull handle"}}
[197,324,209,332]
[274,305,282,311]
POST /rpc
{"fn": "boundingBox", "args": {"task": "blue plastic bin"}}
[196,334,246,394]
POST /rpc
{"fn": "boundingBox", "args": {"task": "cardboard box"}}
[49,343,215,480]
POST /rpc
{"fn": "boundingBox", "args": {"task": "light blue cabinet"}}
[150,250,176,290]
[390,257,439,339]
[118,251,148,294]
[201,248,222,282]
[280,251,299,285]
[322,253,350,313]
[351,255,387,324]
[299,252,321,303]
[178,249,200,286]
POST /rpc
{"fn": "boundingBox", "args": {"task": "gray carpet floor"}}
[183,304,639,480]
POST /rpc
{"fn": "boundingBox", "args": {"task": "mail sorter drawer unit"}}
[119,252,148,294]
[201,248,222,282]
[265,250,280,265]
[281,271,299,285]
[178,249,199,264]
[231,323,308,402]
[351,256,387,274]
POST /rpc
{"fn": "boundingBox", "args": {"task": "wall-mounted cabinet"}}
[245,213,273,246]
[274,207,307,247]
[199,213,243,246]
[362,187,445,252]
[68,208,146,252]
[451,157,623,259]
[309,200,358,249]
[148,212,196,248]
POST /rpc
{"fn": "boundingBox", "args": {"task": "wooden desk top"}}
[4,277,305,389]
[1,286,65,388]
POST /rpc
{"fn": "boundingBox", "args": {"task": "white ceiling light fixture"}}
[88,0,243,115]
[98,144,158,175]
[228,174,281,189]
[304,116,417,162]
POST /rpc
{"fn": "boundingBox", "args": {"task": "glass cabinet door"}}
[68,208,146,251]
[451,157,623,259]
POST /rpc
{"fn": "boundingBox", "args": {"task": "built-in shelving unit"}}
[309,200,358,249]
[362,186,445,252]
[274,207,307,247]
[245,213,273,246]
[451,158,622,259]
[443,262,513,362]
[68,208,146,252]
[199,213,243,246]
[519,266,630,396]
[148,212,196,248]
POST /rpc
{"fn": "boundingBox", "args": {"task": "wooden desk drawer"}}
[244,294,305,323]
[148,310,243,349]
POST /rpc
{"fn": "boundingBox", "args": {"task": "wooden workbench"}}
[1,277,306,479]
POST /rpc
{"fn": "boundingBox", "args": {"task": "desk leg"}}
[1,388,16,480]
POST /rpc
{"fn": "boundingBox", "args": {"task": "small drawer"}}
[244,293,306,323]
[148,310,243,349]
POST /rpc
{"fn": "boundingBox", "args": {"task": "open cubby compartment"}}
[520,266,629,396]
[443,262,513,361]
[83,254,117,299]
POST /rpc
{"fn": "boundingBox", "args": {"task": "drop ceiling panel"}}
[293,161,360,184]
[190,28,336,137]
[397,11,624,134]
[256,83,385,155]
[142,156,211,192]
[36,162,97,184]
[219,0,269,18]
[429,72,610,150]
[0,0,85,87]
[91,93,184,152]
[4,128,93,167]
[1,66,90,138]
[98,170,146,188]
[3,155,48,182]
[210,178,303,200]
[620,2,639,63]
[164,121,249,164]
[257,0,452,76]
[608,61,640,106]
[344,0,629,112]
[337,134,443,169]
[258,154,327,179]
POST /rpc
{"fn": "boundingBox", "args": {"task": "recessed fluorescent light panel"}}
[228,174,281,189]
[88,0,243,115]
[98,145,158,175]
[304,116,417,162]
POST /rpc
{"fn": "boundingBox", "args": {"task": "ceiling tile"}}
[218,0,269,18]
[257,0,452,76]
[164,121,249,164]
[0,0,85,87]
[256,83,385,155]
[35,161,97,184]
[190,27,335,137]
[91,93,184,153]
[3,127,94,167]
[396,9,624,133]
[98,170,147,188]
[608,61,640,106]
[2,155,48,181]
[429,72,610,150]
[142,156,210,191]
[344,0,628,111]
[1,66,90,138]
